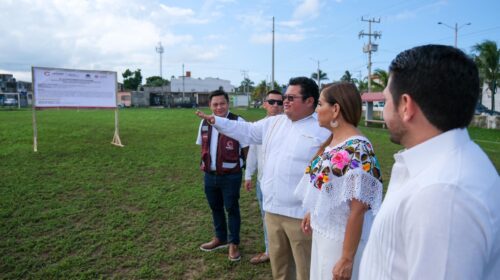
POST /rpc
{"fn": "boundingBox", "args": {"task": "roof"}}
[361,92,385,102]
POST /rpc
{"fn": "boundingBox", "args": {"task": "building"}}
[170,72,236,107]
[481,84,500,112]
[0,73,33,107]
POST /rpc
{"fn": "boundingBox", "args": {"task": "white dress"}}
[294,136,383,280]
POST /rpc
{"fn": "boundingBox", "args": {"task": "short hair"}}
[389,44,479,131]
[288,77,320,107]
[209,89,229,103]
[266,89,282,97]
[321,82,362,127]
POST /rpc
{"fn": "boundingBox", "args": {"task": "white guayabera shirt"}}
[359,128,500,280]
[213,113,330,219]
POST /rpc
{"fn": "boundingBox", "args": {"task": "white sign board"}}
[33,67,117,108]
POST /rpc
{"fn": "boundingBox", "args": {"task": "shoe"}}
[199,237,228,252]
[228,244,241,262]
[249,252,269,264]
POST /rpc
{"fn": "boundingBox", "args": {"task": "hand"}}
[301,212,312,235]
[195,110,215,124]
[244,180,253,192]
[332,257,353,280]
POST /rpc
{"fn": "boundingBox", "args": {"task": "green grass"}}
[1,108,498,279]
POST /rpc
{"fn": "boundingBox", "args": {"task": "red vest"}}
[200,112,243,174]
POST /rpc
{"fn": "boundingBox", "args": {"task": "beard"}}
[387,116,406,145]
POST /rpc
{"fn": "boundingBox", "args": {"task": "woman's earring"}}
[330,120,338,128]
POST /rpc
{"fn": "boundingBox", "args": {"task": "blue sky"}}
[0,0,499,88]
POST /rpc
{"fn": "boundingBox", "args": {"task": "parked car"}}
[3,98,18,106]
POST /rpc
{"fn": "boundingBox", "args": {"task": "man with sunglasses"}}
[196,77,330,280]
[245,89,284,265]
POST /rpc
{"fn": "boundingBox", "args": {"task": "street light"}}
[437,22,471,48]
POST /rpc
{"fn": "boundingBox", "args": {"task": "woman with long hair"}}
[295,82,383,279]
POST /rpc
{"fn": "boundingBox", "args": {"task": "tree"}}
[371,68,389,91]
[251,80,282,101]
[472,40,499,112]
[340,71,354,83]
[354,77,369,93]
[252,80,267,101]
[311,69,329,85]
[145,76,169,87]
[238,78,255,93]
[122,69,143,90]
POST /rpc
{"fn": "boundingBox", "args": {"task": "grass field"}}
[1,108,499,279]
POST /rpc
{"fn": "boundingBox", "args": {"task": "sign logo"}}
[225,141,234,151]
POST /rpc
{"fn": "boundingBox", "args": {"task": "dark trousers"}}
[204,172,242,245]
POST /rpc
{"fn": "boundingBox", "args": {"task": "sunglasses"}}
[283,94,303,102]
[266,99,283,106]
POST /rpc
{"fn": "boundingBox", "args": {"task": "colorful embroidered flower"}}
[317,173,324,182]
[331,150,350,169]
[322,175,329,183]
[305,166,311,174]
[363,162,371,172]
[350,160,360,169]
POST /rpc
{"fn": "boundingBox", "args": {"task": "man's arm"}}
[195,110,267,145]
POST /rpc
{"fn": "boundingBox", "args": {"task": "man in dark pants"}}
[195,89,248,261]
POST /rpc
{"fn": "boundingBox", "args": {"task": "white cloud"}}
[0,0,207,81]
[387,0,448,22]
[181,45,227,62]
[159,4,195,17]
[293,0,320,20]
[278,20,302,28]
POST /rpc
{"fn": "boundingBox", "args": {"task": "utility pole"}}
[359,17,381,93]
[241,70,250,105]
[310,58,327,88]
[240,70,249,94]
[271,16,275,90]
[437,22,471,48]
[155,42,164,78]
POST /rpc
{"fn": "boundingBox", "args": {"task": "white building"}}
[170,73,235,93]
[481,84,499,112]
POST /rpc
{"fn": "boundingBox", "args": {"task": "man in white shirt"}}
[359,45,500,279]
[245,90,284,265]
[196,77,330,280]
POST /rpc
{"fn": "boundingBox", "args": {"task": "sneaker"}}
[249,252,270,265]
[228,244,241,262]
[199,237,228,252]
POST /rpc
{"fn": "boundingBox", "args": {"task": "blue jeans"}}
[204,172,242,245]
[256,180,269,253]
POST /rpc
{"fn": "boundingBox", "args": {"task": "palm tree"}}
[473,40,499,112]
[239,78,255,93]
[354,78,369,93]
[340,71,354,83]
[311,69,329,86]
[371,68,389,91]
[252,80,268,101]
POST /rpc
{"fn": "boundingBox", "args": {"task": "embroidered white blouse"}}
[294,136,383,241]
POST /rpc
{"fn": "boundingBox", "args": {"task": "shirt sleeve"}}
[244,144,258,180]
[212,115,268,145]
[318,141,383,213]
[236,116,249,148]
[402,184,490,280]
[195,120,203,145]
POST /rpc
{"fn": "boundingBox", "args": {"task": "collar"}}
[396,128,471,178]
[291,112,318,123]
